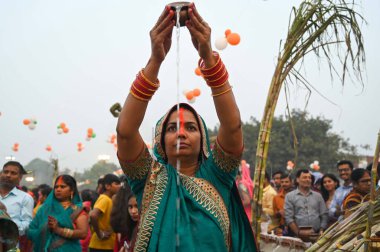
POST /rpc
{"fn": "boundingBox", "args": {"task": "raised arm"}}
[116,7,175,161]
[186,4,243,156]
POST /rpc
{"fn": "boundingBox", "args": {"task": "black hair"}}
[110,183,137,240]
[272,170,284,178]
[54,175,79,197]
[39,184,52,197]
[103,174,121,186]
[160,103,203,163]
[295,169,310,178]
[3,161,26,175]
[320,173,340,202]
[80,189,94,202]
[280,173,292,180]
[96,178,105,194]
[351,168,371,184]
[337,160,354,170]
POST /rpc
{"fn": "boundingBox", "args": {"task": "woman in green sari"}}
[27,175,88,252]
[117,3,257,252]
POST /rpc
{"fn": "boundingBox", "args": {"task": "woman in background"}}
[110,181,138,252]
[28,175,88,251]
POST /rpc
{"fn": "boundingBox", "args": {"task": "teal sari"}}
[119,104,257,252]
[27,190,83,252]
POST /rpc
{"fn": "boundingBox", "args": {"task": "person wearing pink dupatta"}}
[236,160,253,223]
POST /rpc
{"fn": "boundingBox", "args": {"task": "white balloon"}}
[28,123,36,130]
[86,137,91,141]
[188,97,196,104]
[30,116,37,124]
[215,37,228,50]
[57,128,63,134]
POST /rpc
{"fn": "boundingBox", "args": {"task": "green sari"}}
[27,190,83,252]
[119,104,257,252]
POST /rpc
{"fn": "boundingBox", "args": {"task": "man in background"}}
[0,161,34,251]
[89,174,121,252]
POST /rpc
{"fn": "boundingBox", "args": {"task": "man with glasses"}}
[328,160,354,220]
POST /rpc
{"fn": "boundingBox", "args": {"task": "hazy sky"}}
[1,0,379,173]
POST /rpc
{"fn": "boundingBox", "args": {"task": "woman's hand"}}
[185,3,214,65]
[47,215,59,232]
[149,6,175,64]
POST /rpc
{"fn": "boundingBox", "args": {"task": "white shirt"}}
[0,187,34,235]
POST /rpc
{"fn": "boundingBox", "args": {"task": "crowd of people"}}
[1,3,378,252]
[0,160,140,252]
[1,158,378,251]
[235,159,380,243]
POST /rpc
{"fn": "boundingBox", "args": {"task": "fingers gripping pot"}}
[169,2,190,26]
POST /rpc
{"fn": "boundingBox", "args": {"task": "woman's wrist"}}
[201,50,217,67]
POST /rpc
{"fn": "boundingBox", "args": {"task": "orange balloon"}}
[77,142,82,147]
[227,33,240,45]
[60,122,66,129]
[46,145,52,152]
[193,88,201,97]
[63,127,69,133]
[186,91,194,100]
[87,128,93,134]
[23,119,31,125]
[225,29,231,37]
[14,143,19,147]
[194,67,202,76]
[12,147,18,152]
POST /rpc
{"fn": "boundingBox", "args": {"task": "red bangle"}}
[198,52,221,76]
[133,79,156,95]
[198,51,229,88]
[130,84,152,100]
[138,70,159,88]
[129,70,159,101]
[207,72,229,88]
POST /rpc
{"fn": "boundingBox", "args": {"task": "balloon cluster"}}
[107,134,118,150]
[309,160,320,171]
[86,128,96,141]
[57,122,69,134]
[45,145,52,152]
[215,29,241,50]
[77,142,84,152]
[11,143,19,152]
[183,88,201,103]
[23,117,37,130]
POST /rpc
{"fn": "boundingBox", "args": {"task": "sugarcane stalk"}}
[364,130,380,252]
[252,1,365,244]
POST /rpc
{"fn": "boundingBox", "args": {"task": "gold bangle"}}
[129,90,150,102]
[206,69,228,83]
[67,229,73,238]
[140,69,160,88]
[202,62,224,78]
[209,79,229,89]
[63,228,68,237]
[212,87,233,97]
[198,52,220,71]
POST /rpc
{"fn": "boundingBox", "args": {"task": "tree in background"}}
[74,161,118,190]
[208,110,359,176]
[241,110,358,175]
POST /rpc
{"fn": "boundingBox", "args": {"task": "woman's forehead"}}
[167,109,198,123]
